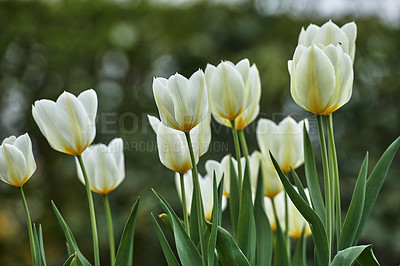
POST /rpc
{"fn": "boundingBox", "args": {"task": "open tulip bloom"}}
[32,89,97,155]
[206,59,261,129]
[75,138,125,194]
[153,70,208,132]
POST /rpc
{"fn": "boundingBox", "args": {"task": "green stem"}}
[180,173,190,233]
[316,115,332,261]
[230,120,243,190]
[327,115,341,249]
[77,155,100,266]
[238,130,249,159]
[284,191,290,259]
[103,194,115,265]
[184,132,206,266]
[20,186,36,264]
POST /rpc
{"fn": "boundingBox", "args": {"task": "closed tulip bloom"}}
[263,190,286,230]
[205,59,257,122]
[153,70,208,132]
[32,89,97,155]
[75,138,125,194]
[287,188,312,238]
[175,169,227,221]
[258,153,283,198]
[0,133,36,187]
[298,20,357,61]
[256,116,308,173]
[288,44,353,115]
[207,60,261,129]
[205,155,245,198]
[148,115,211,173]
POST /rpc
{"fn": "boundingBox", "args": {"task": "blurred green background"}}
[0,0,399,265]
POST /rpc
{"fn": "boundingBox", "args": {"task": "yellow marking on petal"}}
[63,143,90,156]
[91,184,117,195]
[271,223,277,231]
[281,164,291,174]
[173,161,192,174]
[204,212,212,221]
[223,191,230,198]
[265,190,281,199]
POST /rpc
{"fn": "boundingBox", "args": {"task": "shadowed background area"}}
[0,0,399,265]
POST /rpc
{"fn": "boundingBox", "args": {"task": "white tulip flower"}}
[148,115,211,174]
[0,133,36,187]
[257,116,308,173]
[32,89,97,155]
[206,59,261,129]
[175,169,227,221]
[298,20,357,61]
[205,155,245,198]
[75,138,125,194]
[153,70,208,132]
[288,44,353,115]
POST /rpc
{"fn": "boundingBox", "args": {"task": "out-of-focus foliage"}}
[0,0,399,265]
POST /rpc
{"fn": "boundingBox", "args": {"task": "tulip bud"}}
[75,138,125,194]
[288,44,353,115]
[206,59,261,129]
[32,89,97,155]
[0,133,36,187]
[153,70,208,132]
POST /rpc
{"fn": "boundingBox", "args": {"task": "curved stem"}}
[316,115,332,261]
[326,114,341,248]
[20,186,36,264]
[179,173,190,233]
[184,132,206,266]
[230,120,242,190]
[77,155,100,266]
[103,194,115,265]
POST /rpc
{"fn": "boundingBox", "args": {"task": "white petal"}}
[341,22,357,61]
[77,89,98,124]
[294,45,336,114]
[13,133,36,179]
[147,115,162,133]
[168,74,192,130]
[32,99,70,153]
[0,144,27,186]
[153,77,179,130]
[54,91,92,155]
[188,70,208,128]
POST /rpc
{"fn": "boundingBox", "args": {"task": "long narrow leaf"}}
[291,169,308,204]
[292,228,306,266]
[38,225,47,266]
[229,156,240,236]
[254,165,272,266]
[339,154,368,250]
[270,153,329,266]
[153,189,202,266]
[151,213,180,266]
[330,244,379,266]
[303,126,326,223]
[236,164,256,264]
[114,198,140,266]
[353,137,400,245]
[190,185,200,247]
[273,208,290,266]
[51,201,91,266]
[207,174,221,266]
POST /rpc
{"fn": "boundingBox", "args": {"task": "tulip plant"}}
[0,20,398,266]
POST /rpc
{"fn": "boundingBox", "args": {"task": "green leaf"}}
[207,174,221,266]
[63,252,85,266]
[272,206,290,266]
[291,169,308,204]
[210,225,250,266]
[38,225,47,266]
[292,228,306,266]
[151,213,180,266]
[303,126,326,223]
[114,198,140,266]
[270,153,329,266]
[339,154,368,250]
[159,213,173,233]
[32,224,43,266]
[51,201,91,266]
[236,164,256,264]
[153,189,202,266]
[253,165,272,266]
[189,185,200,247]
[353,137,400,245]
[330,244,379,266]
[229,156,240,237]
